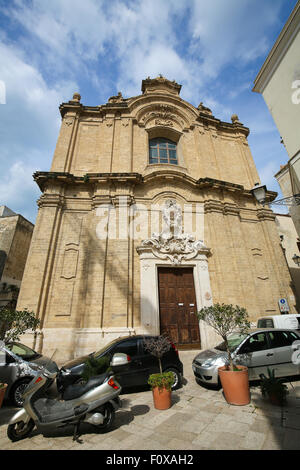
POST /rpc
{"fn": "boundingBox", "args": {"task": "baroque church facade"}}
[18,76,297,360]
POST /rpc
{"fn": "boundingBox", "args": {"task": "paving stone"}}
[250,417,282,435]
[164,438,195,450]
[180,419,209,435]
[262,438,283,450]
[222,409,257,425]
[283,429,300,450]
[202,418,250,437]
[191,430,221,449]
[153,424,198,443]
[240,431,266,450]
[210,432,244,450]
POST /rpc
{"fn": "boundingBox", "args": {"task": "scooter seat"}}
[33,398,89,423]
[63,373,109,401]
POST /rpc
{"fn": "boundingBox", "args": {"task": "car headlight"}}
[201,357,224,368]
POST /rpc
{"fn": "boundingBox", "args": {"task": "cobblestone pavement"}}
[1,351,300,450]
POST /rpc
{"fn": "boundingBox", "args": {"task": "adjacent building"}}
[17,76,297,360]
[0,206,34,308]
[253,0,300,237]
[275,213,300,308]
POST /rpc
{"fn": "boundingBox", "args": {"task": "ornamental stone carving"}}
[140,105,176,125]
[137,199,210,265]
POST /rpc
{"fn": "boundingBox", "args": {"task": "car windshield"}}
[6,342,40,360]
[215,333,248,352]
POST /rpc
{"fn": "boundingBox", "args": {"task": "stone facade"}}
[275,213,300,309]
[17,77,297,360]
[0,206,34,307]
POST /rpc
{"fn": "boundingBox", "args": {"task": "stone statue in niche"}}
[141,199,209,265]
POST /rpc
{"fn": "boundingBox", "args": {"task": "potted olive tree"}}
[197,303,251,405]
[143,336,174,410]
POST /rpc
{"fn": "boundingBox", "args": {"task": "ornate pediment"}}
[137,199,210,265]
[141,76,182,95]
[137,104,186,129]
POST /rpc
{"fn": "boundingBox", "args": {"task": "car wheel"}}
[164,368,182,390]
[10,378,33,407]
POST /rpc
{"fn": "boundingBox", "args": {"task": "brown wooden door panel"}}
[158,267,200,348]
[161,325,179,344]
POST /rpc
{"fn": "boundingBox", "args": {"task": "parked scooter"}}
[7,352,130,442]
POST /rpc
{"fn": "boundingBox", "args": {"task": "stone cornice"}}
[34,171,143,192]
[197,114,250,137]
[256,208,277,221]
[33,172,278,210]
[37,193,65,209]
[197,177,244,192]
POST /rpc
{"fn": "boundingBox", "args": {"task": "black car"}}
[57,335,183,393]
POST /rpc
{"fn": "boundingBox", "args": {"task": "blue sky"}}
[0,0,297,223]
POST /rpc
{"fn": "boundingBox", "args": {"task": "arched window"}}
[149,138,178,165]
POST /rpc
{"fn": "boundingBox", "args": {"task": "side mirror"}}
[110,353,131,367]
[5,353,15,364]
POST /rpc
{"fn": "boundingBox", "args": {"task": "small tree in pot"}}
[143,335,174,410]
[0,307,40,343]
[197,303,251,405]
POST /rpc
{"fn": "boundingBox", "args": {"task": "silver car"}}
[192,328,300,386]
[0,342,58,407]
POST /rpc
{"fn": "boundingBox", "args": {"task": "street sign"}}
[278,298,289,313]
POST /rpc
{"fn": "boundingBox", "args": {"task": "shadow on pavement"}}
[30,402,152,442]
[250,379,300,450]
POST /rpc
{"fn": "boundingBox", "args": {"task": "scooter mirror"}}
[110,353,131,367]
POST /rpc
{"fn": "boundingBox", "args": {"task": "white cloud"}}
[0,161,40,223]
[0,0,293,222]
[0,39,77,222]
[188,0,281,78]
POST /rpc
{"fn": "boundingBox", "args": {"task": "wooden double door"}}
[158,267,201,349]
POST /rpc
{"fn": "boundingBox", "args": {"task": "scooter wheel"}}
[7,419,35,442]
[94,404,115,432]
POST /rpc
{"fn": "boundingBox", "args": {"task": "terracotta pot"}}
[0,384,8,408]
[152,386,172,410]
[218,366,250,406]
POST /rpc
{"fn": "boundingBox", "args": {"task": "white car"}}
[192,328,300,386]
[257,314,300,330]
[0,342,58,407]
